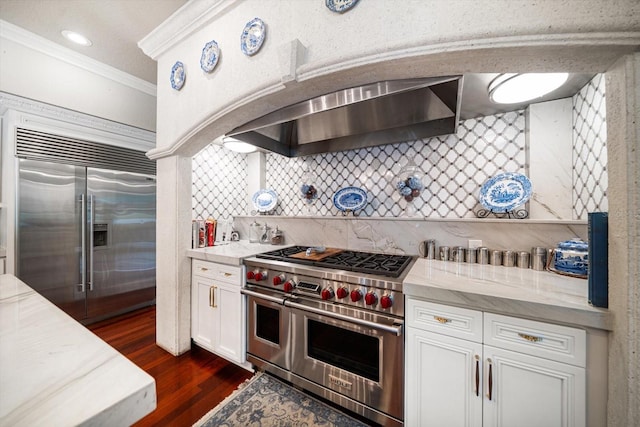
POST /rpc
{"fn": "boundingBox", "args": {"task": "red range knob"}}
[336,287,349,299]
[246,271,255,280]
[321,288,335,300]
[273,274,285,286]
[365,292,378,306]
[350,289,363,302]
[380,294,393,309]
[254,272,265,281]
[283,280,295,293]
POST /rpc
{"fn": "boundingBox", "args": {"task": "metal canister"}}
[439,246,450,261]
[503,250,516,267]
[451,246,465,262]
[517,251,530,268]
[465,248,477,263]
[531,247,548,271]
[489,249,503,266]
[419,239,436,259]
[477,247,489,264]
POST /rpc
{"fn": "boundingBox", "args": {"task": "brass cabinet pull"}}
[474,355,480,397]
[518,333,542,342]
[212,286,217,308]
[434,316,451,324]
[209,286,214,307]
[223,272,232,277]
[487,358,493,401]
[200,267,209,272]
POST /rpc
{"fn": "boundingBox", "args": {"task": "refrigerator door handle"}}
[79,193,86,293]
[88,194,95,292]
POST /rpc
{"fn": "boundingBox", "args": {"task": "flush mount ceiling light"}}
[488,73,569,104]
[61,30,92,46]
[222,137,257,153]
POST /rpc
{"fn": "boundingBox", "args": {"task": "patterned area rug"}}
[193,372,370,427]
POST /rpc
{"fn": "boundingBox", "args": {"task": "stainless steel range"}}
[241,246,416,427]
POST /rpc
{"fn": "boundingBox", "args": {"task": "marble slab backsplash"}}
[233,216,587,256]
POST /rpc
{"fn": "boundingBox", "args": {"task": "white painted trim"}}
[0,19,157,97]
[138,0,238,60]
[0,92,156,151]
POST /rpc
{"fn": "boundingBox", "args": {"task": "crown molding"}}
[0,91,155,151]
[138,0,238,60]
[0,19,157,97]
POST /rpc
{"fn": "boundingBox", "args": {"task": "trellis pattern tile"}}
[192,144,248,220]
[573,74,608,219]
[265,111,526,218]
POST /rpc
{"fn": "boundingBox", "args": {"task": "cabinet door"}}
[191,276,216,351]
[213,283,244,364]
[483,345,586,427]
[406,327,483,427]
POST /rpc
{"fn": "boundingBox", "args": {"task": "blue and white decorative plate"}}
[241,17,266,56]
[252,189,278,212]
[333,187,367,212]
[170,61,185,90]
[325,0,360,13]
[200,40,220,73]
[479,172,532,212]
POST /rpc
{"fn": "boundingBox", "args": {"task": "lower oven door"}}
[242,286,291,370]
[288,298,404,421]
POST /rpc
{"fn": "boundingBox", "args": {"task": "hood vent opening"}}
[228,76,462,157]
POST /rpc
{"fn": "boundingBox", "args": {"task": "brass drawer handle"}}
[434,316,451,324]
[223,272,232,277]
[200,267,209,272]
[518,333,542,342]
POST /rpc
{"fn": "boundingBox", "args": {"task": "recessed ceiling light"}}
[222,137,257,153]
[488,73,569,104]
[61,30,92,47]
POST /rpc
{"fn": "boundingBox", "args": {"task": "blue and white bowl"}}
[553,238,588,276]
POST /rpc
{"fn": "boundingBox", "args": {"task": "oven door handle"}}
[285,300,403,336]
[241,288,286,305]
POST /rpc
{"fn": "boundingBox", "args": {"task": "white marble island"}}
[403,258,610,330]
[0,274,156,426]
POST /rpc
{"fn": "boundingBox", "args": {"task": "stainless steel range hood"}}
[228,76,463,157]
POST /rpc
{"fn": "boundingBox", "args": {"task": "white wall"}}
[0,20,157,132]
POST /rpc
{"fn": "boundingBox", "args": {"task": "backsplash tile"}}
[573,74,608,219]
[265,111,526,218]
[192,144,247,220]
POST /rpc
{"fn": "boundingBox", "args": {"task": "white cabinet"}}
[191,259,250,370]
[406,299,586,427]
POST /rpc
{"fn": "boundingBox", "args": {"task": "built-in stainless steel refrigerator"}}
[17,158,156,322]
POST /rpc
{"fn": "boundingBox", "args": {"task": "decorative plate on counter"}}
[325,0,360,13]
[252,189,278,212]
[200,40,220,73]
[170,61,185,90]
[240,17,266,56]
[479,172,532,212]
[333,187,367,212]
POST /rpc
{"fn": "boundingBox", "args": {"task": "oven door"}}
[242,286,291,370]
[287,297,404,420]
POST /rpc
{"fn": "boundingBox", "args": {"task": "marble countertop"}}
[186,240,290,264]
[403,259,610,330]
[0,274,156,426]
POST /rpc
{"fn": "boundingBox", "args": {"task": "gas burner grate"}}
[256,247,413,278]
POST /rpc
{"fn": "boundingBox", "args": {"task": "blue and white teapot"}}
[552,238,588,277]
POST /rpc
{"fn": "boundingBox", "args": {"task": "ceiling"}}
[0,0,187,84]
[0,0,594,118]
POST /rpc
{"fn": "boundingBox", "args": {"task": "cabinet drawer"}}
[192,260,243,286]
[483,313,586,367]
[406,298,483,343]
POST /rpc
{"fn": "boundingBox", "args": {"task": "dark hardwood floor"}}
[88,306,253,426]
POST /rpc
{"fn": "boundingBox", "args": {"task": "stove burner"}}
[256,246,412,278]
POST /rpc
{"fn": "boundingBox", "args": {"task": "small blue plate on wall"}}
[333,187,367,212]
[479,172,532,212]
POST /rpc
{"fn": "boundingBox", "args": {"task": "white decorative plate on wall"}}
[240,17,266,56]
[333,187,367,212]
[325,0,360,13]
[252,189,278,212]
[170,61,185,90]
[479,172,532,212]
[200,40,220,73]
